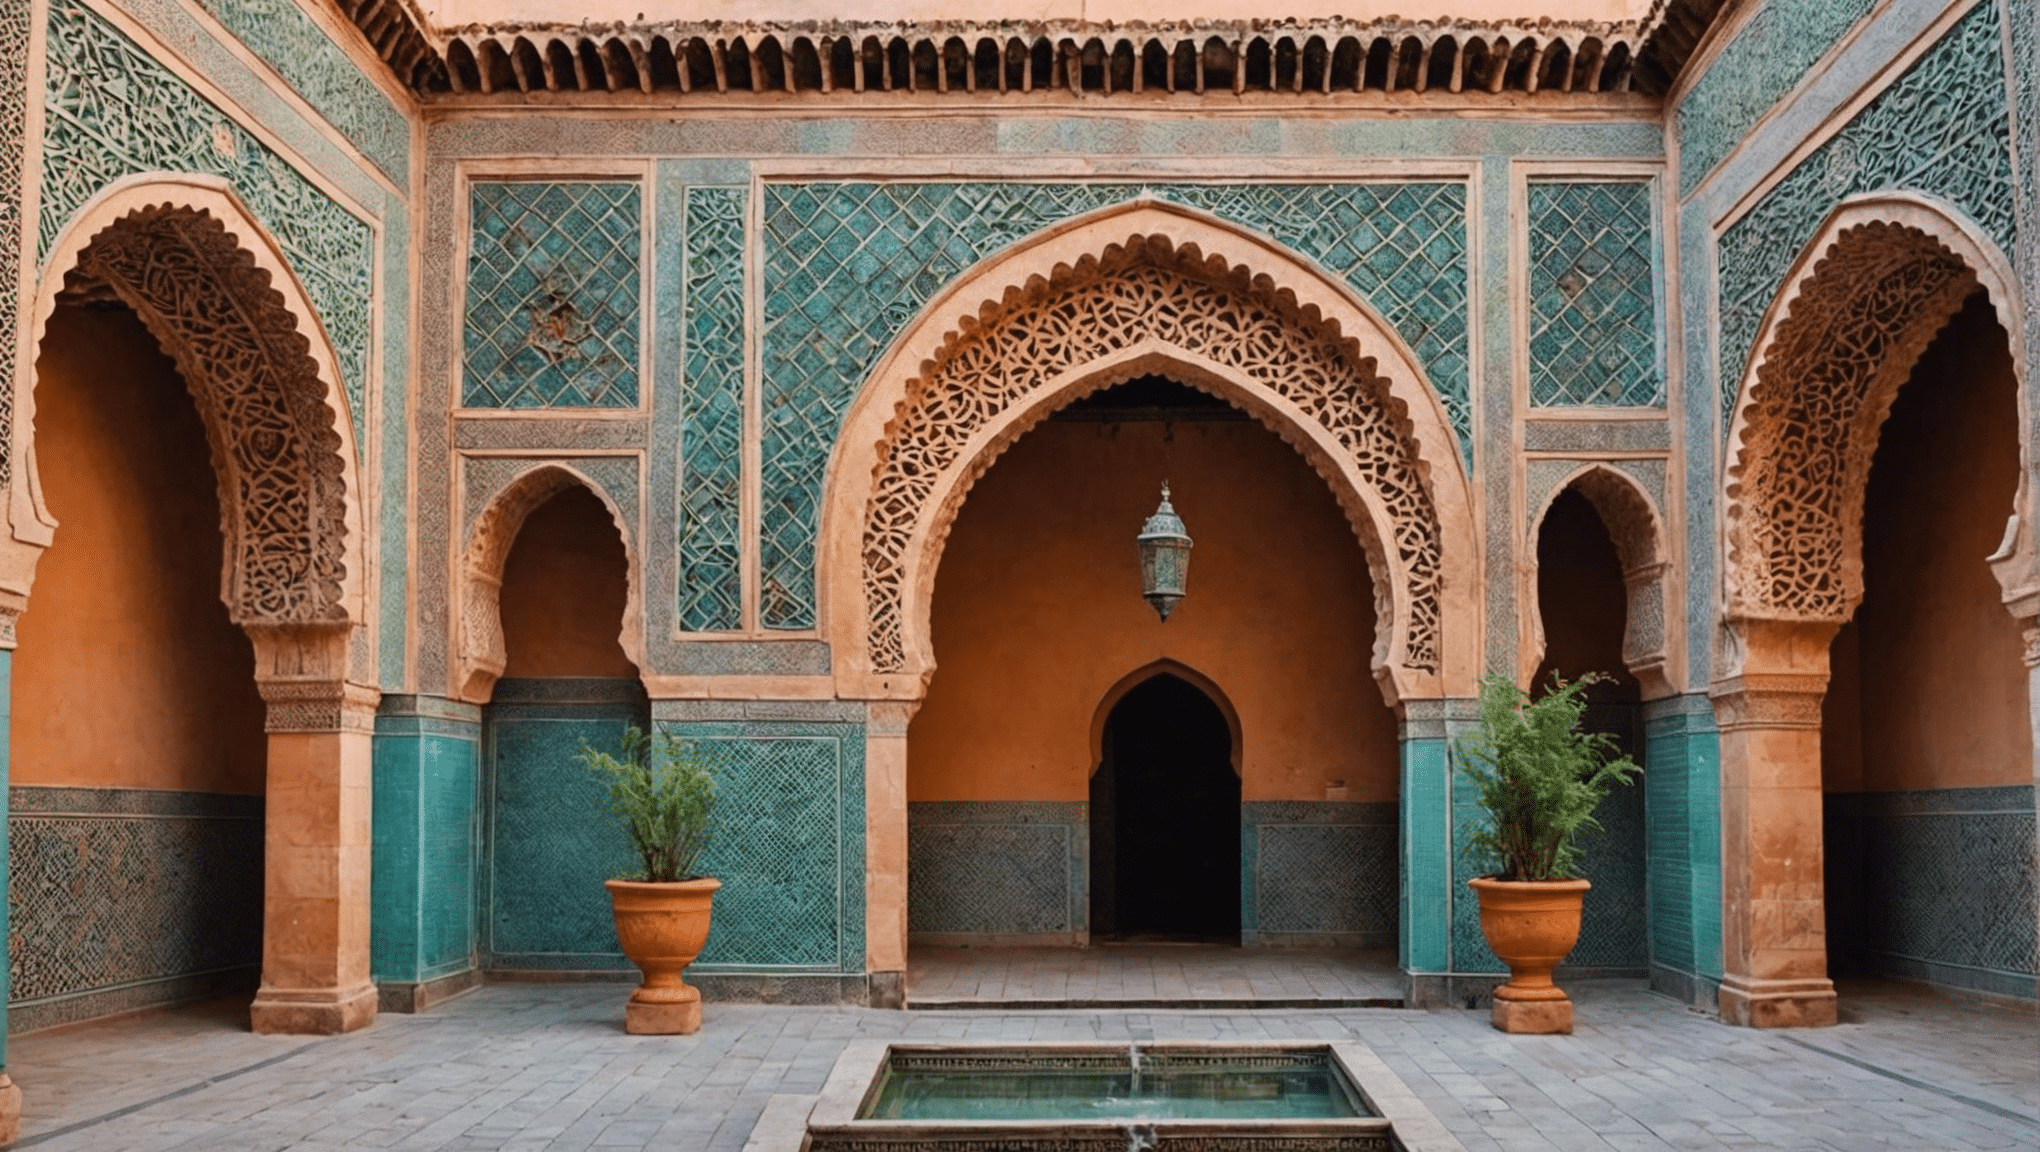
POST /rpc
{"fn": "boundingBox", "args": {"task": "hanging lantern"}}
[1137,483,1193,621]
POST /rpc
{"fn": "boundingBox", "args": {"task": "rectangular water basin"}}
[801,1041,1467,1152]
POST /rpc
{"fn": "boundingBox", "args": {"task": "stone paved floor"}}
[5,978,2036,1150]
[906,944,1405,1006]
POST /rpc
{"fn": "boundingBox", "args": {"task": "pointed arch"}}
[1527,464,1674,699]
[20,175,367,630]
[820,200,1478,707]
[1089,658,1244,772]
[456,462,645,703]
[1722,193,2025,627]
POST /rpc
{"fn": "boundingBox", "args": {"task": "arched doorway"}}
[1531,488,1646,973]
[15,186,372,1037]
[1819,293,2031,996]
[1091,673,1240,941]
[1715,200,2032,1025]
[466,478,647,973]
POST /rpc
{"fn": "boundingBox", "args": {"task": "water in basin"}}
[861,1055,1366,1121]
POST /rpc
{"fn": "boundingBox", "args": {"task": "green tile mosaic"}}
[464,181,641,409]
[373,722,480,984]
[191,0,409,184]
[1675,0,1878,197]
[672,722,866,972]
[40,0,377,438]
[759,181,1470,628]
[1528,182,1662,407]
[1717,2,2015,431]
[1399,736,1450,973]
[677,186,747,632]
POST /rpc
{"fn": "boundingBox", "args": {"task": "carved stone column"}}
[246,623,381,1035]
[1709,617,1839,1028]
[863,698,919,1008]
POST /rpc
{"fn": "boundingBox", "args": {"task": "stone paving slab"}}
[4,980,2035,1150]
[906,944,1407,1007]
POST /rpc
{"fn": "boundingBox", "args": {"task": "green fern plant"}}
[1455,673,1640,882]
[578,726,716,883]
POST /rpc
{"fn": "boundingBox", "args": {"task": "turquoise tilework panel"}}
[1717,2,2015,430]
[1528,182,1662,407]
[1570,770,1648,969]
[190,0,408,184]
[1643,712,1695,975]
[8,788,263,1012]
[907,802,1084,937]
[483,683,646,969]
[759,181,1470,628]
[678,186,747,632]
[1675,0,1878,198]
[1245,802,1397,946]
[40,0,378,436]
[1826,786,2036,998]
[670,722,866,972]
[464,181,642,409]
[1398,735,1450,972]
[372,716,480,984]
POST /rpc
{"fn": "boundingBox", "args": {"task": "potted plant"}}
[580,726,719,1035]
[1457,673,1639,1034]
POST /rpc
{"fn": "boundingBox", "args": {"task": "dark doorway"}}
[1090,674,1241,941]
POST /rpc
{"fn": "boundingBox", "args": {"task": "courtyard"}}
[5,967,2034,1151]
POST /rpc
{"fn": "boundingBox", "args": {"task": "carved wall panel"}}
[70,206,350,626]
[861,241,1444,678]
[1725,222,1980,622]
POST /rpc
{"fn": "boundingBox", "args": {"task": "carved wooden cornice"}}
[324,1,1728,101]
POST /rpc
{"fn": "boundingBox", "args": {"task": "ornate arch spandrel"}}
[18,177,368,650]
[1721,196,2024,638]
[1526,464,1675,699]
[456,463,646,704]
[819,201,1480,707]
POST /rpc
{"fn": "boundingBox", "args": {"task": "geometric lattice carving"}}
[1725,222,1978,621]
[190,0,409,183]
[1717,2,2013,429]
[463,181,641,408]
[1528,182,1661,407]
[71,206,352,625]
[0,0,26,487]
[863,241,1443,676]
[686,727,864,971]
[677,186,747,632]
[1855,796,2036,980]
[909,821,1076,936]
[763,181,1467,628]
[40,0,377,429]
[1675,0,1877,197]
[8,799,264,1005]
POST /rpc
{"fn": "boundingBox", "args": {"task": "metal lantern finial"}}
[1137,482,1193,621]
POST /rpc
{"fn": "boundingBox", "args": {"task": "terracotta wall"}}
[1822,295,2030,793]
[13,305,266,793]
[497,486,637,680]
[908,414,1398,804]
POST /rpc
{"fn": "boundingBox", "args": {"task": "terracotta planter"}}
[1468,876,1590,1035]
[605,876,721,1035]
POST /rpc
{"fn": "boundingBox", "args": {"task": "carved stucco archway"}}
[14,177,377,1036]
[821,200,1481,708]
[1525,464,1673,699]
[455,463,646,704]
[1711,194,2027,1029]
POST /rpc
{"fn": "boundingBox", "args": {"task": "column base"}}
[1718,974,1838,1028]
[0,1072,21,1145]
[250,981,379,1035]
